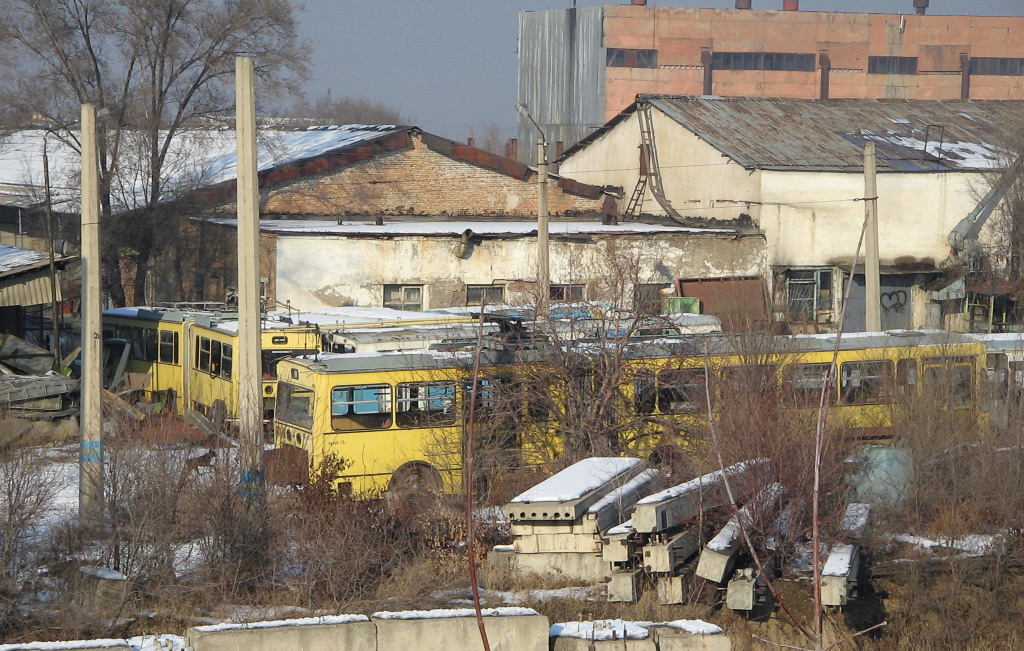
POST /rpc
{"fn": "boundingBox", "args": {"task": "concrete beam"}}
[821,544,860,607]
[642,530,699,574]
[632,460,764,533]
[608,568,646,603]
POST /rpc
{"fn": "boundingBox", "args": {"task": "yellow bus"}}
[272,330,988,495]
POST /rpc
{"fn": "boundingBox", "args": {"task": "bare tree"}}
[290,91,411,126]
[0,0,309,305]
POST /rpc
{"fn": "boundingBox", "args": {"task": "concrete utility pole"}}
[79,103,103,524]
[235,56,264,497]
[864,142,881,332]
[537,138,550,307]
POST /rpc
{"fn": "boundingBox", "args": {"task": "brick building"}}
[518,2,1024,162]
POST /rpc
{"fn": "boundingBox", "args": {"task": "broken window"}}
[277,382,314,430]
[895,358,917,395]
[782,362,832,406]
[786,268,833,323]
[158,330,178,365]
[384,284,423,312]
[606,48,658,69]
[840,360,894,405]
[396,381,455,428]
[868,56,918,75]
[657,368,708,414]
[331,384,393,431]
[466,284,504,306]
[720,364,778,397]
[923,356,975,407]
[550,284,585,302]
[220,343,232,380]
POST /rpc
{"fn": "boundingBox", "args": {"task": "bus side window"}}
[332,384,393,430]
[396,381,455,428]
[840,360,893,405]
[782,363,831,407]
[197,336,211,372]
[210,340,222,376]
[657,368,708,414]
[221,343,233,380]
[159,330,178,364]
[634,371,656,415]
[143,328,158,362]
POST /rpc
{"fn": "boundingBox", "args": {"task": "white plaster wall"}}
[274,233,766,312]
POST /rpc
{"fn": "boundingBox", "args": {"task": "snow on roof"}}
[0,125,403,211]
[549,619,723,640]
[509,457,643,504]
[822,543,857,577]
[371,607,538,620]
[586,469,660,514]
[0,243,48,275]
[636,459,765,506]
[208,218,736,237]
[211,306,466,333]
[192,614,369,632]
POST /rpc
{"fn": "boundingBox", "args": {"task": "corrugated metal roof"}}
[641,96,1023,173]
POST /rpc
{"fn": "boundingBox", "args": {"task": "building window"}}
[786,268,833,323]
[711,51,815,72]
[384,284,423,312]
[969,57,1024,76]
[550,284,585,302]
[466,284,504,306]
[868,56,918,75]
[607,48,658,69]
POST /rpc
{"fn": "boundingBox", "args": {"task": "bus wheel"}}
[386,462,442,505]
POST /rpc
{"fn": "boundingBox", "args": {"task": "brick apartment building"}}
[517,1,1024,163]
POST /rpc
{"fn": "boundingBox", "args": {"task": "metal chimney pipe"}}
[783,0,798,10]
[914,0,928,15]
[631,0,647,5]
[736,0,752,8]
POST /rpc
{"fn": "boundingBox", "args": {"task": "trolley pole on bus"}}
[79,103,104,525]
[236,56,265,500]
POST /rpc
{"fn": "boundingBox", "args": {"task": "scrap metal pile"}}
[495,456,872,614]
[0,333,78,420]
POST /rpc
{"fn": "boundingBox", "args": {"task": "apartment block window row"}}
[970,57,1024,76]
[606,48,658,69]
[712,51,815,72]
[868,56,918,75]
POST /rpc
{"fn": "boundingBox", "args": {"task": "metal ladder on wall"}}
[624,101,687,223]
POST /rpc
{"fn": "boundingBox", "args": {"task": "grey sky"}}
[297,1,1024,140]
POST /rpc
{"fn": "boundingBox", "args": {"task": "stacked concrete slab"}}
[601,460,766,603]
[550,618,731,650]
[502,457,660,581]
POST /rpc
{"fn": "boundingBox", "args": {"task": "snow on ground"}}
[509,458,642,503]
[0,635,187,650]
[887,532,1005,557]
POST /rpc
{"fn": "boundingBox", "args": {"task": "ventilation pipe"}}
[631,0,647,5]
[783,0,798,10]
[735,0,752,8]
[914,0,928,15]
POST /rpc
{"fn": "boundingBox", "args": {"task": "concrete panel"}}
[608,569,646,603]
[0,642,132,651]
[512,551,610,582]
[652,627,733,651]
[642,531,699,574]
[372,610,548,651]
[186,616,376,651]
[695,546,738,585]
[514,532,601,554]
[656,574,689,605]
[552,638,656,651]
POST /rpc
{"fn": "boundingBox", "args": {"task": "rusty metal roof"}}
[643,96,1023,173]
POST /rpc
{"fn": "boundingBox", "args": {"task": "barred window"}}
[712,51,815,72]
[969,57,1024,76]
[607,48,658,69]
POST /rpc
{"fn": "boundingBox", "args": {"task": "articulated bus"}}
[273,330,989,495]
[102,306,476,420]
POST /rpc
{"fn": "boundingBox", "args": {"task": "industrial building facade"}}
[518,2,1024,162]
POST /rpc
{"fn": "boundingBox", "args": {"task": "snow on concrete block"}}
[632,460,765,533]
[372,607,548,651]
[186,615,375,651]
[821,543,860,607]
[695,483,783,583]
[0,640,134,651]
[506,458,645,522]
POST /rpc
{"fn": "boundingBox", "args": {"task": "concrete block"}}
[602,534,637,565]
[512,551,610,582]
[725,568,766,611]
[0,641,132,651]
[552,637,656,651]
[643,531,699,574]
[694,545,738,585]
[608,569,646,603]
[514,532,601,553]
[655,574,689,605]
[186,616,376,651]
[633,461,762,533]
[487,545,515,571]
[372,608,548,651]
[505,458,646,523]
[652,626,733,651]
[821,544,860,607]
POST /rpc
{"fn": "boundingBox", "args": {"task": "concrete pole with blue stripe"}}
[79,103,104,523]
[235,57,265,499]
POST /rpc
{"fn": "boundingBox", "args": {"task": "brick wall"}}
[260,133,607,217]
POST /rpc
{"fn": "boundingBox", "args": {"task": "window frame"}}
[466,284,505,307]
[786,268,833,323]
[550,284,585,302]
[868,56,918,75]
[782,362,834,407]
[395,381,456,428]
[331,384,394,431]
[277,381,314,430]
[158,330,179,365]
[383,284,424,312]
[839,359,895,405]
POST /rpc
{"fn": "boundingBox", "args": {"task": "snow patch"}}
[371,607,538,619]
[193,614,368,632]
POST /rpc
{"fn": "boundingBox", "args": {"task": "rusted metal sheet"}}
[642,96,1023,172]
[676,276,768,330]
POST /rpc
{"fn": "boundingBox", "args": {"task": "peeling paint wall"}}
[273,232,766,312]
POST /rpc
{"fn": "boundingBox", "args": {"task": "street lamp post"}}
[517,103,549,312]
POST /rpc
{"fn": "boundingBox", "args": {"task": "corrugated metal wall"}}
[517,7,605,166]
